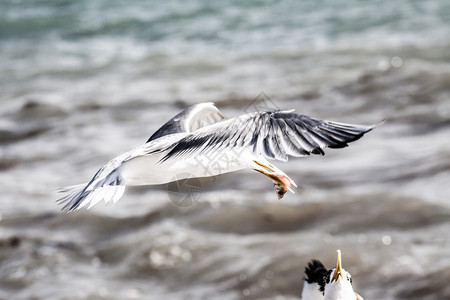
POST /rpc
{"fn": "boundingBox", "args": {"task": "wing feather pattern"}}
[159,110,376,163]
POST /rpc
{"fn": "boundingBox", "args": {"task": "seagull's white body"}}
[58,102,377,211]
[302,284,324,300]
[122,135,255,186]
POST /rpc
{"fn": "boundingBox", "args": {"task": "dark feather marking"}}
[320,126,354,142]
[304,260,328,284]
[296,115,320,129]
[291,120,326,155]
[319,269,334,294]
[324,124,372,142]
[306,128,339,149]
[276,120,306,156]
[63,190,90,211]
[57,167,103,210]
[284,119,314,155]
[147,121,184,143]
[250,132,259,152]
[160,135,212,162]
[268,118,288,160]
[228,128,242,148]
[58,167,124,212]
[284,132,311,156]
[249,118,262,152]
[311,128,345,148]
[294,123,319,152]
[327,122,373,134]
[205,135,220,149]
[293,118,309,131]
[232,122,250,147]
[301,127,326,154]
[263,135,276,159]
[146,105,196,143]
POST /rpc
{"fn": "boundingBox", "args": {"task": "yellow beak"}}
[355,292,364,300]
[331,249,344,282]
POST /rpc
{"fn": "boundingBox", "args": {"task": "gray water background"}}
[1,0,450,299]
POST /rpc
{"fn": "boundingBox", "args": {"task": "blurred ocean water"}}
[1,0,450,299]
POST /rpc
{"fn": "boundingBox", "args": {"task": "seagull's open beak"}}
[331,249,344,282]
[253,160,296,199]
[355,292,364,300]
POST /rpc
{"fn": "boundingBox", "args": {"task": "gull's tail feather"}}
[57,167,125,212]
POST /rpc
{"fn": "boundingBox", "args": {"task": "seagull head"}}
[322,250,364,300]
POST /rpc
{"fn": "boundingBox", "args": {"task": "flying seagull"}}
[301,250,364,300]
[58,102,379,211]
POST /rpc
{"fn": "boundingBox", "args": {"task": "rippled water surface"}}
[1,0,450,299]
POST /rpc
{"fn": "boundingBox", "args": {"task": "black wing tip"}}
[57,197,80,212]
[322,118,383,148]
[311,147,325,155]
[56,186,87,212]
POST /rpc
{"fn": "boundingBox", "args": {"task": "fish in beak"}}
[253,160,296,199]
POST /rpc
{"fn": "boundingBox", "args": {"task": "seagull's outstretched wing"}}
[146,102,226,142]
[160,110,378,163]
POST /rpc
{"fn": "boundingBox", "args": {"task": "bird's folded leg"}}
[253,160,297,200]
